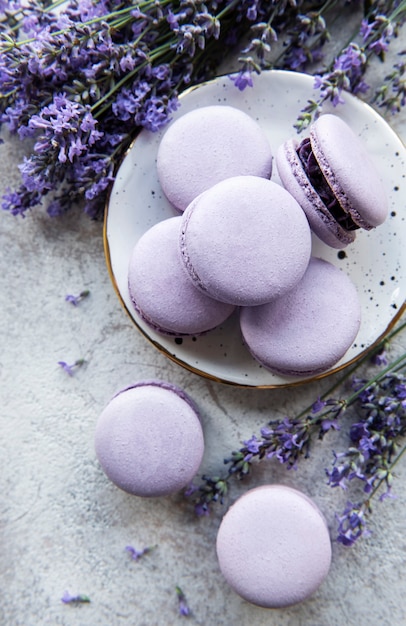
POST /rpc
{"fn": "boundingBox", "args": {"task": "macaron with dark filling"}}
[94,380,204,497]
[276,114,388,248]
[240,257,361,377]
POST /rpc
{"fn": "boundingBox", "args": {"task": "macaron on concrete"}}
[127,216,235,336]
[216,485,332,608]
[94,381,204,497]
[180,175,312,306]
[156,105,273,212]
[276,113,388,248]
[240,257,361,376]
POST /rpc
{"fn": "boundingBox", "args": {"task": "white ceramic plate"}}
[104,70,405,387]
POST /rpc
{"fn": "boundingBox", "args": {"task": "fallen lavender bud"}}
[175,585,191,617]
[58,358,85,376]
[61,590,91,604]
[65,290,90,306]
[125,544,156,561]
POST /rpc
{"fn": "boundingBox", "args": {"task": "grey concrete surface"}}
[1,28,406,626]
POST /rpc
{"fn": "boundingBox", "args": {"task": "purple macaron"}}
[94,380,204,497]
[216,485,332,608]
[179,175,312,306]
[127,216,235,336]
[156,105,273,212]
[276,114,388,248]
[240,257,361,377]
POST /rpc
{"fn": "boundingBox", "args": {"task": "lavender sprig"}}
[372,51,406,114]
[327,371,406,544]
[295,0,406,131]
[186,318,406,527]
[335,441,406,546]
[1,1,405,218]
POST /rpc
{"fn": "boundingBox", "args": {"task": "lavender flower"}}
[370,345,388,366]
[186,319,406,545]
[125,544,156,561]
[58,358,85,376]
[295,43,368,131]
[336,501,371,546]
[65,290,90,306]
[1,1,406,217]
[61,590,91,604]
[295,2,406,131]
[373,52,406,114]
[188,399,347,514]
[175,586,190,617]
[327,372,406,496]
[282,11,329,72]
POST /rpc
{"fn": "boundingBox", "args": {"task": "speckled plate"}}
[104,70,405,387]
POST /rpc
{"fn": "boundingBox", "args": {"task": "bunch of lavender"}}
[186,317,406,546]
[0,0,298,218]
[295,0,406,130]
[2,1,404,218]
[329,370,406,545]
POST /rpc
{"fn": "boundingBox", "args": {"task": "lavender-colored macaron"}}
[94,381,204,497]
[156,105,273,212]
[216,485,332,608]
[127,217,235,336]
[180,176,312,306]
[240,257,361,377]
[276,113,388,248]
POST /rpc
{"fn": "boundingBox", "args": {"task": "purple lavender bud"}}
[65,290,90,306]
[125,545,155,561]
[61,591,90,604]
[229,69,253,91]
[312,397,326,413]
[176,586,191,617]
[58,359,85,376]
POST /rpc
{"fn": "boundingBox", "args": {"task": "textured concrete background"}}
[1,20,406,626]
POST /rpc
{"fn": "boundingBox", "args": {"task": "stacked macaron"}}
[127,106,387,377]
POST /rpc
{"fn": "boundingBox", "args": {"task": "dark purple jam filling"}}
[297,137,359,231]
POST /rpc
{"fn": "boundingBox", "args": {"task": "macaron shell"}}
[180,176,312,306]
[276,139,356,248]
[310,114,388,229]
[240,257,361,376]
[216,485,332,608]
[127,216,235,335]
[156,105,273,212]
[94,381,204,497]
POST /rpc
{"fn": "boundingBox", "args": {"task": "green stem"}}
[364,441,406,505]
[91,39,175,118]
[344,350,406,406]
[294,314,406,422]
[0,0,172,50]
